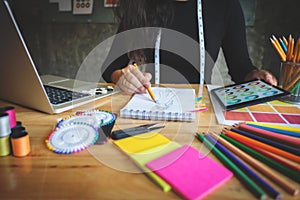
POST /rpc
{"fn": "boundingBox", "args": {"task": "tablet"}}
[211,79,290,111]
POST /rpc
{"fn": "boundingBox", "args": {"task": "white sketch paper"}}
[120,87,196,121]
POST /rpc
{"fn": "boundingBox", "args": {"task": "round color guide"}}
[46,124,98,154]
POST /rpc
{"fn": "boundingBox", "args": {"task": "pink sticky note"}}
[146,145,233,200]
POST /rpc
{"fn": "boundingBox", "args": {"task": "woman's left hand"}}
[245,69,278,86]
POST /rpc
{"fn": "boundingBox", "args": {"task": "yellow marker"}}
[133,63,157,103]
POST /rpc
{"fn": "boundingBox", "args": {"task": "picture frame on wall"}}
[104,0,118,7]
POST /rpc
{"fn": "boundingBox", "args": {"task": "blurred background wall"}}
[9,0,300,84]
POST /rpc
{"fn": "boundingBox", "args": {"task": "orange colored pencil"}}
[285,73,300,91]
[222,130,300,164]
[247,145,300,173]
[290,38,295,61]
[210,133,299,195]
[296,38,300,63]
[293,38,299,62]
[286,35,294,61]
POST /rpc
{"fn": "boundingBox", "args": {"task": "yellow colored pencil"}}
[270,38,286,61]
[272,35,286,57]
[283,36,288,47]
[245,122,300,133]
[133,63,157,103]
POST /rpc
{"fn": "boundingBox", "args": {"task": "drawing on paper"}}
[155,90,177,110]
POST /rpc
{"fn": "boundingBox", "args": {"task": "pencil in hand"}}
[133,63,157,103]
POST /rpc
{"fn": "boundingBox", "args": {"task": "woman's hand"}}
[111,64,152,94]
[245,69,278,86]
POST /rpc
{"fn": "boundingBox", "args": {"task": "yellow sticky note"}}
[113,132,170,154]
[130,142,181,192]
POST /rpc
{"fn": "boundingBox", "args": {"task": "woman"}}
[102,0,277,94]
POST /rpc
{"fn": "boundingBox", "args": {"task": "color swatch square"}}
[224,111,253,121]
[282,115,300,124]
[273,106,300,114]
[247,104,275,113]
[251,113,286,123]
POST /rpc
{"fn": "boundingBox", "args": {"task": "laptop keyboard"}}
[44,85,90,105]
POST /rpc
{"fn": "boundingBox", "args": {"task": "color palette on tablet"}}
[212,79,289,110]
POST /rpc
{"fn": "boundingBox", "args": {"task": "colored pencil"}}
[286,35,292,61]
[210,133,298,196]
[237,123,300,148]
[220,133,300,184]
[189,107,208,112]
[290,38,295,61]
[296,38,300,62]
[245,122,300,133]
[270,37,286,61]
[293,38,300,62]
[228,127,300,156]
[270,35,300,93]
[204,134,281,199]
[279,38,288,52]
[285,73,300,91]
[222,129,300,164]
[283,36,288,47]
[133,63,157,103]
[273,35,286,56]
[245,123,300,138]
[196,133,266,199]
[246,145,300,173]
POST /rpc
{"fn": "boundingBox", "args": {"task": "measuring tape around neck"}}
[154,0,205,91]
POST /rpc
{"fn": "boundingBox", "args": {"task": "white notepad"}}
[120,87,196,121]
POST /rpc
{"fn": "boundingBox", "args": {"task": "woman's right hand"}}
[111,64,152,94]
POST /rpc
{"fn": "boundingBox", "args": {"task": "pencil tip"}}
[222,129,228,134]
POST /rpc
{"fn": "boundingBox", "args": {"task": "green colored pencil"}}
[220,134,300,183]
[196,133,266,200]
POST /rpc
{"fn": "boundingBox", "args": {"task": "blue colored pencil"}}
[247,124,300,138]
[229,128,300,156]
[279,38,288,52]
[205,134,281,199]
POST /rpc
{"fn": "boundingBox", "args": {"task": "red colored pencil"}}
[222,130,300,164]
[237,123,300,148]
[241,141,300,173]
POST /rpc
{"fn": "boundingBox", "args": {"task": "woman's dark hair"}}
[112,0,175,64]
[114,0,174,31]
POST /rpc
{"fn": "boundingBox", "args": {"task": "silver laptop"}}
[0,0,115,114]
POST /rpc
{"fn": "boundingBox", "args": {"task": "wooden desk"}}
[0,85,299,199]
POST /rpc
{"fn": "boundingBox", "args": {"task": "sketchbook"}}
[120,87,196,121]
